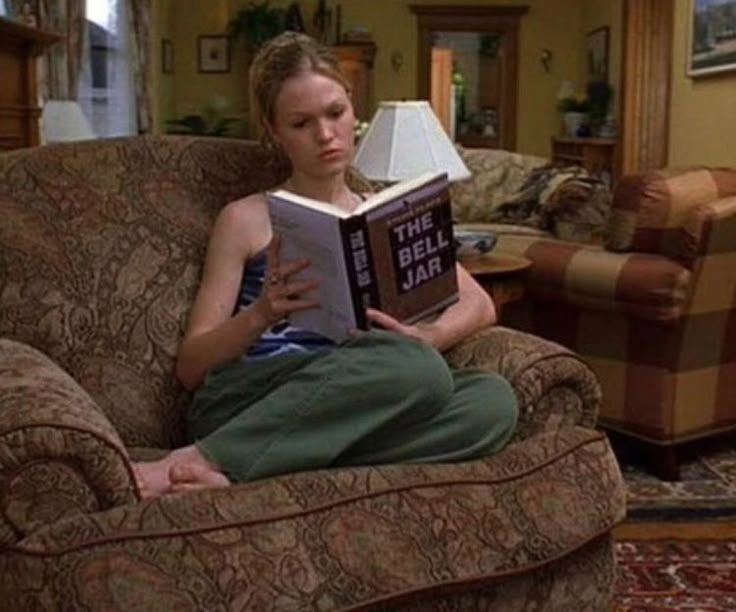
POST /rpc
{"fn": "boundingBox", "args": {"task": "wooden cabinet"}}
[0,17,60,151]
[333,43,376,122]
[551,137,617,183]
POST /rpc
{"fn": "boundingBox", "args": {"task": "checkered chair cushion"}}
[606,167,736,259]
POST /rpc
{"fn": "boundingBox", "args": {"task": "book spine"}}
[340,216,379,329]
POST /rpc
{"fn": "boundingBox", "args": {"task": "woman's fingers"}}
[280,278,319,297]
[365,308,403,332]
[281,297,320,312]
[279,256,311,278]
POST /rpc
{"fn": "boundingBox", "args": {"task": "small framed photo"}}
[198,35,230,74]
[688,0,736,78]
[586,26,610,83]
[161,38,173,74]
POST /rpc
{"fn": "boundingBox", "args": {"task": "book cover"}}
[267,171,458,341]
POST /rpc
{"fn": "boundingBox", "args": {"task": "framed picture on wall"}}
[586,26,610,83]
[688,0,736,77]
[161,38,173,74]
[198,35,230,74]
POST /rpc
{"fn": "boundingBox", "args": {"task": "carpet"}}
[622,440,736,522]
[614,539,736,611]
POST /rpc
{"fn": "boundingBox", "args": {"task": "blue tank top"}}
[235,251,335,360]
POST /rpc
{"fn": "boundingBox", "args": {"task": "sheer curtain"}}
[77,0,136,137]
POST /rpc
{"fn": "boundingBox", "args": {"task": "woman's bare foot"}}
[169,463,230,494]
[132,445,229,498]
[133,461,174,498]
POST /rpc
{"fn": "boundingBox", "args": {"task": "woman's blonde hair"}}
[249,32,350,144]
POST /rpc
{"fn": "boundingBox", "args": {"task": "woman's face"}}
[269,70,355,179]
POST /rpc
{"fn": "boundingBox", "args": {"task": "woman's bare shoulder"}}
[213,193,272,256]
[219,192,269,224]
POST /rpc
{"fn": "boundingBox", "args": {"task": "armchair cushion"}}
[606,167,736,257]
[489,234,691,321]
[6,427,624,611]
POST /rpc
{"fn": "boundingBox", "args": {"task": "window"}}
[78,0,136,137]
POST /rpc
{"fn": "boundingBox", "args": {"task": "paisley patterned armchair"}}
[0,136,625,610]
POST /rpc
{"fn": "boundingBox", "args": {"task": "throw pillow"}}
[488,164,611,242]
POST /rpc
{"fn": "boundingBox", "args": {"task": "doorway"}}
[411,5,528,151]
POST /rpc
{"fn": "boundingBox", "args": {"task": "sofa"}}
[452,146,736,479]
[0,136,625,610]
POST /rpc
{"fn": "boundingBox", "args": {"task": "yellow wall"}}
[669,3,736,167]
[581,0,622,116]
[154,1,629,157]
[331,0,587,157]
[151,0,174,134]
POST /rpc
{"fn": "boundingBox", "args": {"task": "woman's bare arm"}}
[175,197,269,390]
[175,196,318,390]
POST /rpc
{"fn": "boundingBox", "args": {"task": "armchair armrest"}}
[0,339,138,547]
[443,326,601,440]
[682,195,736,263]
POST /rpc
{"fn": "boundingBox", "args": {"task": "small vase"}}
[563,112,587,138]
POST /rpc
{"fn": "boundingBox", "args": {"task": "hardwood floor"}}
[615,521,736,540]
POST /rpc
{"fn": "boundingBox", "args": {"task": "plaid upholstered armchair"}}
[0,136,625,610]
[480,166,736,480]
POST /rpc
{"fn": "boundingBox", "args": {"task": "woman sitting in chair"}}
[133,32,518,497]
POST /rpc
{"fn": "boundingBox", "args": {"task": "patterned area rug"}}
[622,440,736,522]
[614,539,736,611]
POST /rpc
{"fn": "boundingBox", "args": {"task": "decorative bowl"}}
[453,228,498,258]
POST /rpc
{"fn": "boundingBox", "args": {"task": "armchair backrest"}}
[450,146,548,223]
[0,136,287,448]
[605,167,736,261]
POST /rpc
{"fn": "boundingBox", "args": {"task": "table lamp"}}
[353,101,471,183]
[41,100,96,143]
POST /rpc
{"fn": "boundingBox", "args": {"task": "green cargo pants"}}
[187,330,517,482]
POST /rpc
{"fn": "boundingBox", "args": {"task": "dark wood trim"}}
[333,43,377,69]
[0,16,61,55]
[0,17,61,150]
[619,0,674,174]
[410,5,528,151]
[409,5,529,18]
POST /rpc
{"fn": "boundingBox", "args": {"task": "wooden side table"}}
[460,252,532,315]
[551,137,617,184]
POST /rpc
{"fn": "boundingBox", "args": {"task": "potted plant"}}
[586,81,613,136]
[165,96,241,137]
[228,1,287,52]
[556,94,591,138]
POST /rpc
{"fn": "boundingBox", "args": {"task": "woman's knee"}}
[464,374,519,446]
[366,333,453,406]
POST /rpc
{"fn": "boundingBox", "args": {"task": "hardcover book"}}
[267,171,459,341]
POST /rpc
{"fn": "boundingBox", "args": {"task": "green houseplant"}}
[228,1,287,52]
[556,95,591,114]
[166,96,241,137]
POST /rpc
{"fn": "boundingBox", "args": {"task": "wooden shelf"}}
[551,136,617,183]
[0,17,61,150]
[458,133,499,149]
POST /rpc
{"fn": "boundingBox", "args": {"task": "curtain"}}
[21,0,87,100]
[127,0,152,134]
[77,0,136,137]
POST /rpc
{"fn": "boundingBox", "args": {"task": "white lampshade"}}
[41,100,96,143]
[354,101,470,183]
